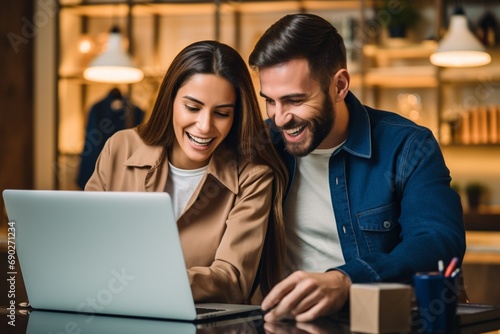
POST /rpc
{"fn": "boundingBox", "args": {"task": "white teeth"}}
[188,133,214,145]
[285,125,305,136]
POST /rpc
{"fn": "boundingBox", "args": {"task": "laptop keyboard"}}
[195,307,226,315]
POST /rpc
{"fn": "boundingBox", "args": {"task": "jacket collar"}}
[124,139,239,194]
[124,140,164,169]
[205,145,239,194]
[342,91,372,159]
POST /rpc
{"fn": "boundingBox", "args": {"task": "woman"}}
[85,40,287,304]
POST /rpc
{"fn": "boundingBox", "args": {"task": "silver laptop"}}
[2,189,261,321]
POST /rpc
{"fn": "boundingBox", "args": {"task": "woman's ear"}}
[331,69,350,102]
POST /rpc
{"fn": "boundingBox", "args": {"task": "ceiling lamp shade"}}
[430,7,491,67]
[83,26,144,83]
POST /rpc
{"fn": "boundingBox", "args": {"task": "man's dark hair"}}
[249,13,347,91]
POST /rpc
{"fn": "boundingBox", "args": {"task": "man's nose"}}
[273,104,292,128]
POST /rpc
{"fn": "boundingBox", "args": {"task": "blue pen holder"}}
[413,272,460,333]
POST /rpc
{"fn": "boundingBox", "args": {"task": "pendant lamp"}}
[83,26,144,83]
[430,6,491,67]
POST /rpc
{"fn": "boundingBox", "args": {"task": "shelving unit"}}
[436,0,500,146]
[437,48,500,146]
[55,0,369,190]
[362,1,500,147]
[52,0,500,191]
[359,0,442,136]
[363,43,438,88]
[56,0,230,190]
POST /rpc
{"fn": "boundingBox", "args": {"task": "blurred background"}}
[1,0,500,307]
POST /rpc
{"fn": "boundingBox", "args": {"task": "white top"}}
[284,144,346,274]
[166,163,208,220]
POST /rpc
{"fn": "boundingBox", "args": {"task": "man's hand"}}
[261,270,351,322]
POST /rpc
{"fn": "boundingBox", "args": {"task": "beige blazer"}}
[85,129,273,304]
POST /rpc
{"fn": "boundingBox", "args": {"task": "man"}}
[248,13,465,322]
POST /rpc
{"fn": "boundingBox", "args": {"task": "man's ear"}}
[331,69,350,102]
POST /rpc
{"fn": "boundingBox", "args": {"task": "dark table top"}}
[2,303,500,334]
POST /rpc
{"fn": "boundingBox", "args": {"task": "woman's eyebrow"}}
[182,95,204,105]
[183,95,234,109]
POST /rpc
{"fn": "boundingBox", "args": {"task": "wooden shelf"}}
[133,3,218,17]
[60,0,366,17]
[364,66,437,88]
[363,42,436,68]
[61,2,223,17]
[464,207,500,232]
[363,41,437,59]
[60,3,131,17]
[461,209,500,264]
[439,66,500,84]
[363,42,438,88]
[231,0,364,13]
[464,231,500,264]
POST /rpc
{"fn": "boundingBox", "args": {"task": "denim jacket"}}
[270,91,466,284]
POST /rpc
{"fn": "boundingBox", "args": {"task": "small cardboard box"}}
[350,283,412,333]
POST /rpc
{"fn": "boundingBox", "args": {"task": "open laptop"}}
[2,189,262,321]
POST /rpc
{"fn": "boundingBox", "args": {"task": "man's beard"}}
[279,94,335,157]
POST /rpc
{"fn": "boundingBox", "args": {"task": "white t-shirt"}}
[165,163,208,220]
[284,144,346,274]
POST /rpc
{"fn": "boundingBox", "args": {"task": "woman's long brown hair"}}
[137,40,287,298]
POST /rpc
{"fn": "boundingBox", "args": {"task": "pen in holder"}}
[444,257,459,278]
